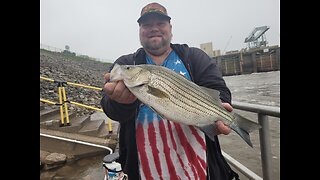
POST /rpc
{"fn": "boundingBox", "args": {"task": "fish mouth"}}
[109,64,123,82]
[123,79,146,88]
[125,82,145,88]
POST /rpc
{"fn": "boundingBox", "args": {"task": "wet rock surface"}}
[40,150,105,180]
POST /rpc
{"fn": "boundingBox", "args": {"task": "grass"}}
[40,49,112,66]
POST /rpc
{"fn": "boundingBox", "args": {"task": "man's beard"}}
[141,36,171,51]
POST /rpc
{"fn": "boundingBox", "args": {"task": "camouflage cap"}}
[137,2,171,23]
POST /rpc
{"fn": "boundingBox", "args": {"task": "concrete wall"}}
[213,46,280,76]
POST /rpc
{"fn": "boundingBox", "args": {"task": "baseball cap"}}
[137,2,171,23]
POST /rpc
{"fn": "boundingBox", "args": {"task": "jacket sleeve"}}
[100,55,139,123]
[190,48,232,104]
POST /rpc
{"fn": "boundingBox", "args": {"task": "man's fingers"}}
[222,102,233,112]
[127,92,137,102]
[104,73,110,82]
[103,78,137,104]
[215,120,231,135]
[118,87,133,101]
[112,81,127,98]
[104,82,116,95]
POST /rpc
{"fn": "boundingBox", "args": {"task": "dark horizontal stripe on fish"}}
[141,65,234,120]
[156,69,214,101]
[153,70,233,121]
[155,81,210,117]
[155,77,228,119]
[154,70,232,120]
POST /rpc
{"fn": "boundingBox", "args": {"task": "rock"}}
[45,153,67,164]
[40,50,112,116]
[44,152,67,170]
[90,112,108,121]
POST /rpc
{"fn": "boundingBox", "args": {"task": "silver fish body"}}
[110,63,261,147]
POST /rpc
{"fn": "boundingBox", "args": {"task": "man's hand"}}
[103,73,137,104]
[214,103,233,135]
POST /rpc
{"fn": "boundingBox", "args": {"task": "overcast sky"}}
[40,0,280,63]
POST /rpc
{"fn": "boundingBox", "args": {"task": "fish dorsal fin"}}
[147,85,170,99]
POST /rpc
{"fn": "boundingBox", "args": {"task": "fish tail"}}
[230,113,262,147]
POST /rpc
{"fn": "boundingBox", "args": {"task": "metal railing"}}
[40,76,113,132]
[40,133,113,154]
[223,101,280,180]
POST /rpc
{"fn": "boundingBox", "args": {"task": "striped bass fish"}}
[109,63,261,147]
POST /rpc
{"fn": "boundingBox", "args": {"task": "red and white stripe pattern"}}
[136,109,207,180]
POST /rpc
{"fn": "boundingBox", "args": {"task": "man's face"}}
[139,15,172,51]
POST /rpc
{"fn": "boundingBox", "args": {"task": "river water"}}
[40,70,280,180]
[221,70,280,180]
[224,70,280,107]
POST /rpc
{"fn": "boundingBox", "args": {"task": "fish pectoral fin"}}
[147,86,170,99]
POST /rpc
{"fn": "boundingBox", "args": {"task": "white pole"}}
[40,133,113,154]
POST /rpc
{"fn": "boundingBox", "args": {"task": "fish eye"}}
[126,67,130,70]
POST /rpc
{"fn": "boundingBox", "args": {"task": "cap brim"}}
[137,12,171,23]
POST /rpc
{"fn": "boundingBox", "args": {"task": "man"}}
[101,2,239,180]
